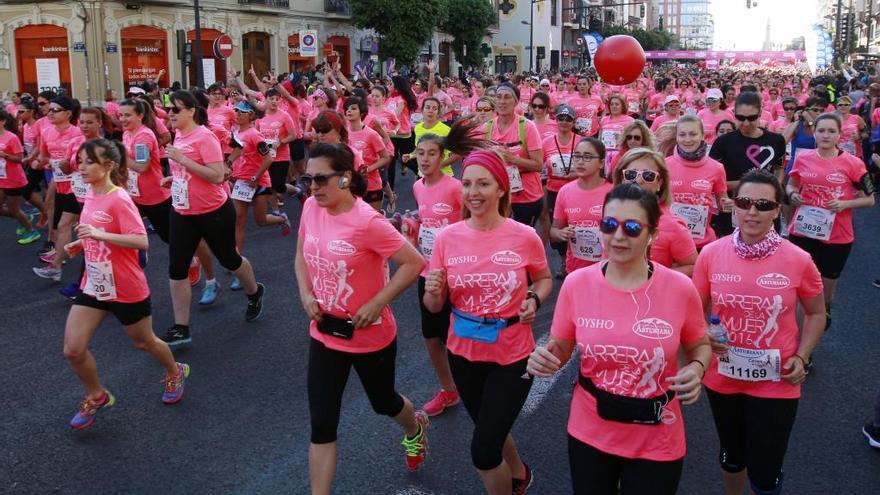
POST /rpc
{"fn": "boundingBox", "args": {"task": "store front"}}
[287,33,315,75]
[120,26,169,88]
[14,24,71,95]
[326,35,350,75]
[187,28,226,87]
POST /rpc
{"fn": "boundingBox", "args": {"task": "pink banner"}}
[644,50,806,61]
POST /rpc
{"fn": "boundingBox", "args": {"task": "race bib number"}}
[171,177,190,210]
[785,142,792,158]
[418,226,439,259]
[576,117,592,134]
[0,158,6,179]
[231,179,257,202]
[571,226,602,261]
[628,101,639,113]
[717,347,781,382]
[127,169,140,197]
[50,158,71,182]
[670,202,709,239]
[793,205,835,241]
[72,172,90,199]
[506,165,523,193]
[266,140,278,158]
[550,154,571,177]
[85,260,118,301]
[601,131,619,149]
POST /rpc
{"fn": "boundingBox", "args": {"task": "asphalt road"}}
[3,168,879,494]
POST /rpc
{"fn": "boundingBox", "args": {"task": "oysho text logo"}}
[447,255,477,265]
[632,318,674,340]
[491,250,522,266]
[327,240,356,256]
[577,318,615,330]
[756,273,790,289]
[711,273,742,283]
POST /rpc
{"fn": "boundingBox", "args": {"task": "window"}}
[551,0,557,26]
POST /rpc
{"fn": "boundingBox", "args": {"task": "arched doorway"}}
[15,24,71,95]
[187,28,226,87]
[242,32,271,79]
[439,42,451,77]
[120,26,169,88]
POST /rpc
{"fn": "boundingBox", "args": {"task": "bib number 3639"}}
[793,205,835,241]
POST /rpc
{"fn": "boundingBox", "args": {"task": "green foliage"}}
[441,0,496,68]
[601,25,676,51]
[350,0,448,66]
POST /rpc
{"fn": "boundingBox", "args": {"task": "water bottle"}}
[707,315,729,350]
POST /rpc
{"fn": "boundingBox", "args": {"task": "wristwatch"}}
[250,175,257,183]
[526,290,541,311]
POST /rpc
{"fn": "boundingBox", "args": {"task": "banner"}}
[299,30,318,57]
[36,58,61,91]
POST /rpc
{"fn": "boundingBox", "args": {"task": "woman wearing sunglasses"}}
[529,92,557,141]
[607,121,654,175]
[834,95,866,158]
[159,90,266,347]
[295,143,429,492]
[528,182,710,495]
[781,96,823,173]
[599,94,635,175]
[473,96,496,124]
[613,148,697,275]
[786,113,874,330]
[544,104,582,276]
[693,169,826,495]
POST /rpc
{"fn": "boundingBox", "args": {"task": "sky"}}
[710,0,819,50]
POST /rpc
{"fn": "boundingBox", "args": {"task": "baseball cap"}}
[540,78,551,86]
[706,88,723,100]
[128,86,146,95]
[664,94,680,105]
[555,103,575,118]
[234,101,255,113]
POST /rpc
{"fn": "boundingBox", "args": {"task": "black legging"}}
[511,198,544,228]
[137,198,172,243]
[308,338,405,444]
[447,352,532,470]
[568,435,683,495]
[168,199,242,280]
[389,134,416,190]
[545,190,567,260]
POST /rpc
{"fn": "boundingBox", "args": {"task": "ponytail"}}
[79,138,129,188]
[440,116,489,156]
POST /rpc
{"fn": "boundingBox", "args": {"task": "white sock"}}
[205,278,217,287]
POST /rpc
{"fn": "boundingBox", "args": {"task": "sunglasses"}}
[531,103,546,109]
[540,84,550,88]
[571,153,600,161]
[735,114,760,122]
[299,171,344,188]
[169,106,186,114]
[783,106,796,111]
[734,196,779,212]
[623,169,658,183]
[313,126,333,134]
[706,98,720,102]
[625,134,643,142]
[599,217,651,237]
[805,107,824,113]
[475,107,493,113]
[46,107,65,114]
[556,115,574,122]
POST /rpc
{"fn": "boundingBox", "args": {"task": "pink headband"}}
[462,149,509,192]
[313,88,329,102]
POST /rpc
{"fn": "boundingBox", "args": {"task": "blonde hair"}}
[619,120,654,150]
[612,147,672,206]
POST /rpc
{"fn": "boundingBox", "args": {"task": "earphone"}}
[338,177,349,188]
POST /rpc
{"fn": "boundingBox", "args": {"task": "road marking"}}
[396,486,434,495]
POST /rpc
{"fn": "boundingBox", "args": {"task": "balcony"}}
[238,0,289,6]
[325,0,351,15]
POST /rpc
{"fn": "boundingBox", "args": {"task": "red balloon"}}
[594,35,646,86]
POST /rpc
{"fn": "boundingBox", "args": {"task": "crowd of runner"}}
[2,58,880,494]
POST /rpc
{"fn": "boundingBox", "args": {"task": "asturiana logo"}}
[491,250,522,266]
[757,273,790,289]
[825,173,847,184]
[632,318,674,340]
[92,211,114,223]
[432,203,453,215]
[589,204,603,216]
[691,179,712,190]
[327,240,356,256]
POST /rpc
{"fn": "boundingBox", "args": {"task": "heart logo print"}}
[746,144,775,169]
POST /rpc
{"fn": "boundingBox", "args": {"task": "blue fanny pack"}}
[450,307,519,344]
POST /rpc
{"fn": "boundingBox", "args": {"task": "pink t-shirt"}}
[693,237,823,399]
[599,114,634,151]
[231,127,272,187]
[552,180,612,272]
[299,196,407,353]
[839,114,862,157]
[769,118,791,134]
[256,110,295,162]
[565,94,604,137]
[104,101,120,121]
[429,219,548,364]
[278,99,303,140]
[123,125,170,206]
[650,207,697,268]
[169,125,227,215]
[155,119,171,160]
[551,263,705,461]
[41,124,83,195]
[349,125,386,192]
[21,121,39,156]
[487,117,544,203]
[788,149,868,244]
[413,174,462,276]
[665,151,728,247]
[542,133,581,192]
[698,109,736,144]
[365,108,400,155]
[78,187,150,303]
[389,95,413,135]
[650,113,680,132]
[533,118,558,141]
[207,105,236,154]
[0,131,26,189]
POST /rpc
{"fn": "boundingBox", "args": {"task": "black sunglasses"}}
[625,134,643,142]
[623,169,658,183]
[735,114,760,122]
[783,106,796,111]
[313,126,333,134]
[531,103,546,109]
[556,115,574,122]
[169,106,186,114]
[734,196,779,212]
[299,171,344,188]
[599,217,651,237]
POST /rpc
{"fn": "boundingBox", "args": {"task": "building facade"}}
[495,0,563,73]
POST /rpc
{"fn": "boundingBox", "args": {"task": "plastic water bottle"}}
[707,315,729,348]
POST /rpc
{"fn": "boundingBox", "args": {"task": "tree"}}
[440,0,496,69]
[350,0,448,67]
[601,25,676,51]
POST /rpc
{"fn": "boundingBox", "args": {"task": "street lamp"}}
[526,0,546,73]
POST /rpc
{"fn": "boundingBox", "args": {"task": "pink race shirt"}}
[665,152,728,247]
[565,95,604,137]
[533,118,558,141]
[389,96,413,135]
[278,99,303,140]
[553,181,613,272]
[41,124,83,195]
[650,207,697,268]
[256,110,295,162]
[839,114,862,157]
[551,263,705,461]
[542,133,581,192]
[488,118,544,203]
[349,125,386,192]
[207,106,236,154]
[299,197,407,353]
[698,109,736,144]
[429,219,548,364]
[693,237,823,399]
[78,187,150,303]
[649,113,680,132]
[0,131,26,189]
[599,115,634,151]
[123,125,170,206]
[231,127,271,187]
[169,125,227,215]
[413,174,462,276]
[788,149,868,244]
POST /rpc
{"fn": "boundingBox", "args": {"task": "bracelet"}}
[794,354,808,368]
[688,359,706,378]
[526,290,541,311]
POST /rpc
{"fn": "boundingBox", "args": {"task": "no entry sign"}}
[213,34,234,59]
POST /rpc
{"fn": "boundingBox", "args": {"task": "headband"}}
[313,88,329,102]
[462,150,509,192]
[317,110,344,132]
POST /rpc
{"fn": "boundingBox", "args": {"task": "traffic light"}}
[640,3,645,18]
[840,13,851,47]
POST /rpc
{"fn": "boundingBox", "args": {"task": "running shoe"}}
[37,241,55,256]
[280,212,292,237]
[33,264,61,282]
[245,283,265,322]
[59,282,80,300]
[161,324,192,347]
[69,390,115,430]
[39,251,55,263]
[863,421,880,449]
[16,225,24,236]
[18,230,41,245]
[161,363,191,404]
[199,281,220,305]
[230,276,243,291]
[16,214,36,235]
[512,463,534,495]
[422,389,460,417]
[401,410,429,472]
[188,257,201,286]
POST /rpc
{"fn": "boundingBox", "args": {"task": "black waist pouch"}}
[579,375,674,425]
[317,314,355,340]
